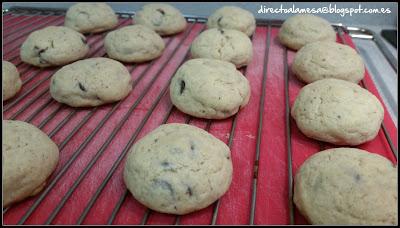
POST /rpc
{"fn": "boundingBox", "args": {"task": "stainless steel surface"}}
[337,27,398,160]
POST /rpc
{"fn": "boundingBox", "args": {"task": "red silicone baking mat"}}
[2,12,397,225]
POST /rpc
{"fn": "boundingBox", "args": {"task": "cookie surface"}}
[294,148,397,225]
[190,28,253,68]
[170,58,250,119]
[50,57,132,107]
[3,61,22,101]
[104,25,165,63]
[20,26,89,67]
[123,123,233,215]
[134,3,187,36]
[207,6,256,37]
[291,78,384,145]
[278,14,336,50]
[292,41,365,84]
[3,120,59,207]
[65,3,118,34]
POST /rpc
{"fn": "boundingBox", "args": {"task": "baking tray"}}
[2,7,398,225]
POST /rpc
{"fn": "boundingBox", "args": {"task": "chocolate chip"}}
[78,82,87,92]
[37,47,49,64]
[355,174,361,182]
[218,28,224,34]
[179,80,185,94]
[51,40,54,48]
[190,142,195,151]
[217,16,223,26]
[39,58,49,64]
[161,161,170,167]
[154,179,174,196]
[337,115,341,119]
[226,156,230,160]
[156,8,165,15]
[79,11,90,19]
[38,47,48,55]
[154,138,158,143]
[186,187,193,196]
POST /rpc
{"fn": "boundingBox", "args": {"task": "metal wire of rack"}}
[2,6,398,225]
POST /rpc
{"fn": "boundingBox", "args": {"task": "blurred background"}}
[2,2,398,27]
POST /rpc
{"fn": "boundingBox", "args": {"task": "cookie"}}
[134,3,187,36]
[291,78,384,145]
[294,148,397,225]
[104,25,165,63]
[190,28,253,68]
[170,58,250,119]
[278,14,336,50]
[3,120,59,207]
[20,26,89,67]
[65,3,118,34]
[123,123,233,215]
[3,61,22,101]
[50,57,132,107]
[292,41,365,84]
[206,6,256,37]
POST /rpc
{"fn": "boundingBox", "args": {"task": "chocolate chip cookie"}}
[104,25,165,63]
[2,60,22,100]
[123,123,233,215]
[291,78,384,145]
[278,14,336,50]
[20,26,89,67]
[3,120,59,207]
[294,147,397,225]
[50,57,132,107]
[170,58,250,119]
[292,41,365,84]
[207,6,256,37]
[134,3,187,36]
[65,3,118,34]
[190,28,253,68]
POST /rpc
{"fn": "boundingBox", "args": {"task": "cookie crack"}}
[309,58,330,72]
[34,46,51,65]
